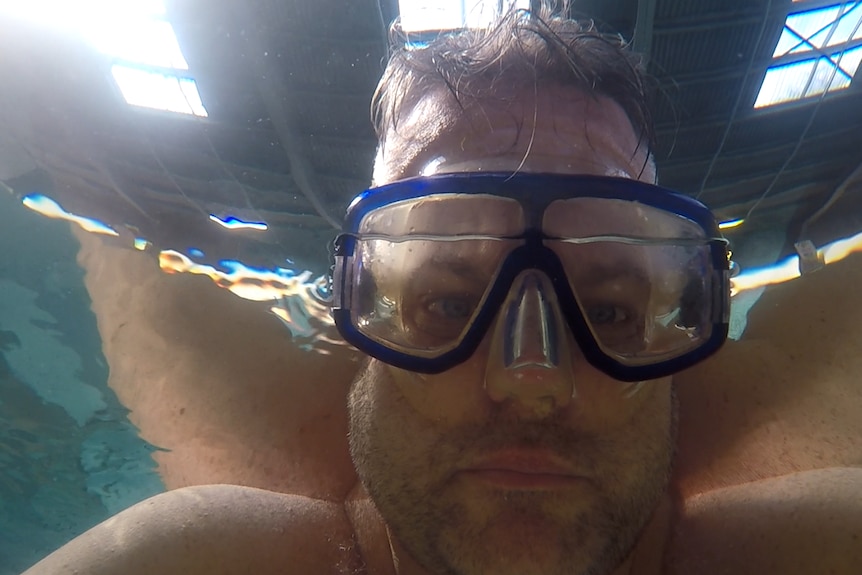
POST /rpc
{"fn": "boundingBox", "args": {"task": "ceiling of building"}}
[1,0,860,273]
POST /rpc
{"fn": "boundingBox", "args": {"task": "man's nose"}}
[483,270,575,413]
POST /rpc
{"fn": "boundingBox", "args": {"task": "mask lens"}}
[348,194,524,357]
[545,198,716,366]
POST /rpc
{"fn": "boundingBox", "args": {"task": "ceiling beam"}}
[632,0,657,56]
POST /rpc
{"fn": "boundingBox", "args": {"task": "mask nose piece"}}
[485,270,575,408]
[503,271,560,369]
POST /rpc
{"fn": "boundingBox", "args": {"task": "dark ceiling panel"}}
[655,0,766,22]
[650,22,769,76]
[269,39,386,94]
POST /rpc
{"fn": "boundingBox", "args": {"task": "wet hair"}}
[371,1,655,171]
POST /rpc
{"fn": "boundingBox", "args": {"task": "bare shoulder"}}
[23,484,361,575]
[669,467,862,575]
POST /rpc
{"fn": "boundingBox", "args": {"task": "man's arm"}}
[23,485,360,575]
[670,467,862,575]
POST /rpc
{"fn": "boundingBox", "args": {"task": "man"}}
[23,5,862,575]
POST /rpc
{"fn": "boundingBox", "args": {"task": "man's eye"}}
[402,292,480,345]
[426,297,475,319]
[586,303,630,325]
[584,302,645,352]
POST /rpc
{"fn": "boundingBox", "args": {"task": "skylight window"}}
[112,65,208,117]
[398,0,530,34]
[0,0,206,117]
[755,1,862,108]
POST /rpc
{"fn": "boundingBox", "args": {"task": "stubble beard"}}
[347,360,676,575]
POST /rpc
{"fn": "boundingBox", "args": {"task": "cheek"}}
[350,361,442,459]
[550,335,671,428]
[388,357,491,426]
[574,372,672,431]
[349,362,451,495]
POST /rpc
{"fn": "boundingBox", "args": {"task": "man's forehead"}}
[373,84,653,185]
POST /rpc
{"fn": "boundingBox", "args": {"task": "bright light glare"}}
[22,194,119,236]
[730,230,862,296]
[0,0,208,116]
[0,0,165,22]
[731,255,801,295]
[0,0,187,69]
[209,214,269,231]
[112,65,208,116]
[718,218,745,230]
[91,18,188,69]
[398,0,530,33]
[822,229,862,264]
[0,0,165,38]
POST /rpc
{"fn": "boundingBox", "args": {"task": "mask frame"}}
[331,173,730,382]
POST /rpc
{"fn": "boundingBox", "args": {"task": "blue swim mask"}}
[331,173,730,382]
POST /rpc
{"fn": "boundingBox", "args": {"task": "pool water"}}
[0,191,163,574]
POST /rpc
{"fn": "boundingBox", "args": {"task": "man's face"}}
[349,86,675,575]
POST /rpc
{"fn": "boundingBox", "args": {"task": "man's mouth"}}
[459,449,589,490]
